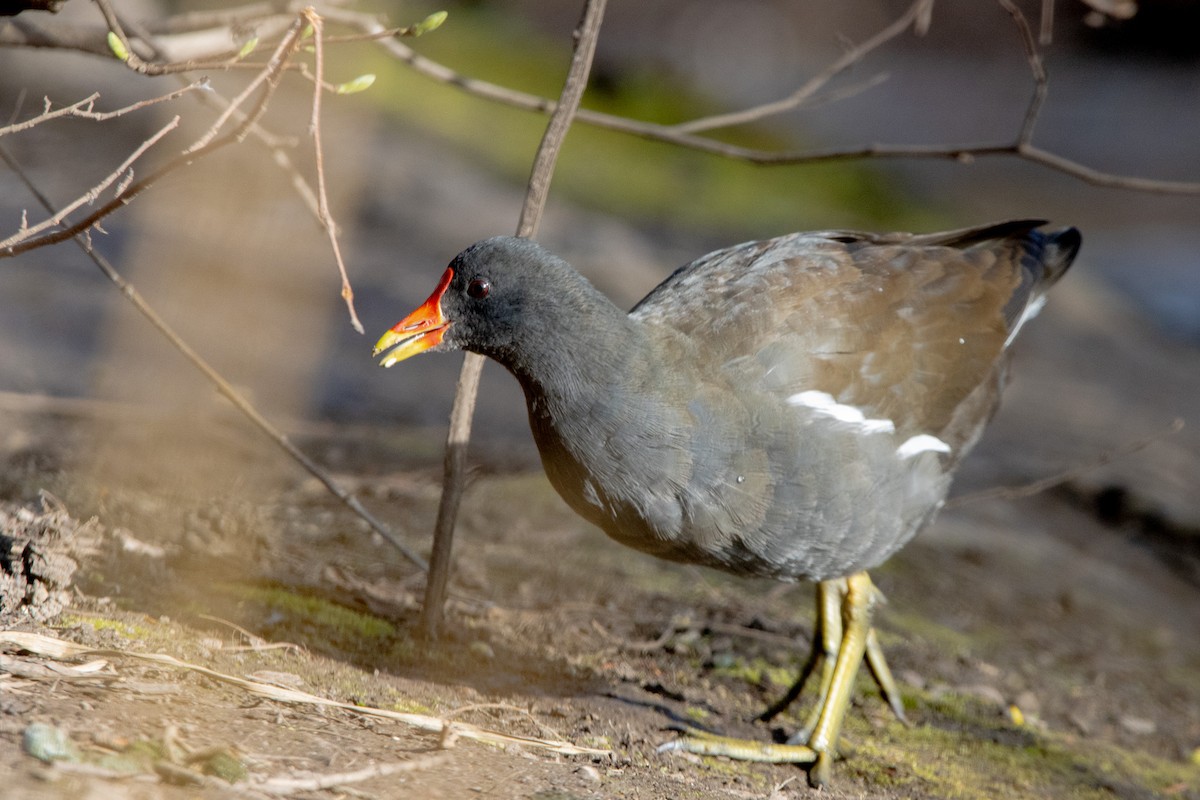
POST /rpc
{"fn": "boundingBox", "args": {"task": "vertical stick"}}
[419,0,609,637]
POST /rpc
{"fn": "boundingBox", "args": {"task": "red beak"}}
[373,267,454,367]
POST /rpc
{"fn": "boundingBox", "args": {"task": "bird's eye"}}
[467,278,491,299]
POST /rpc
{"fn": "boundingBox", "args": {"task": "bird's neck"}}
[507,302,673,537]
[499,286,649,414]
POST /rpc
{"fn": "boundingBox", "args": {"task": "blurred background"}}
[1,0,1197,557]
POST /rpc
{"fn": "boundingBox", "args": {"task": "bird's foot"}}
[763,573,907,732]
[659,572,897,786]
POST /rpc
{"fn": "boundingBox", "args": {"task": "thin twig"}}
[93,0,264,76]
[0,83,204,138]
[183,15,306,154]
[0,14,303,258]
[671,0,931,134]
[419,0,609,638]
[947,418,1186,508]
[0,116,179,250]
[515,3,608,239]
[303,7,364,334]
[1039,0,1056,45]
[997,0,1048,145]
[195,613,304,653]
[443,702,569,743]
[126,6,357,328]
[0,142,429,572]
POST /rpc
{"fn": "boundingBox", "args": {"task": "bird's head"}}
[374,236,567,368]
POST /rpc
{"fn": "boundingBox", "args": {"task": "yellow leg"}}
[660,571,904,787]
[766,576,905,730]
[802,572,878,785]
[795,577,845,742]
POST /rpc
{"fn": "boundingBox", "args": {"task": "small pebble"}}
[1118,716,1156,736]
[576,765,602,782]
[22,723,80,763]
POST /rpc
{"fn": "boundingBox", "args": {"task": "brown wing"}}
[631,220,1077,448]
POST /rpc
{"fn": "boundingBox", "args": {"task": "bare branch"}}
[996,0,1048,145]
[419,0,609,638]
[183,16,306,153]
[7,0,1193,195]
[1040,0,1056,45]
[104,9,325,220]
[1015,143,1200,194]
[0,116,179,250]
[93,0,254,76]
[0,81,206,136]
[320,3,1200,196]
[516,2,607,238]
[0,93,100,135]
[0,15,307,258]
[2,2,392,65]
[0,11,285,68]
[1,9,408,565]
[0,81,207,136]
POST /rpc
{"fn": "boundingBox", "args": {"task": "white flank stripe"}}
[787,390,895,434]
[896,434,952,459]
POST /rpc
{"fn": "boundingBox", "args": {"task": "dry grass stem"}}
[0,631,610,757]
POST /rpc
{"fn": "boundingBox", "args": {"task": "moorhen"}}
[374,219,1080,785]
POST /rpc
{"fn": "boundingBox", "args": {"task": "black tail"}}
[1034,226,1082,288]
[1001,224,1081,344]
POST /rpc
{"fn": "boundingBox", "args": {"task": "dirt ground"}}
[2,262,1200,800]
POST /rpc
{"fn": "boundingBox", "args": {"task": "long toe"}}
[865,626,909,724]
[658,727,818,764]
